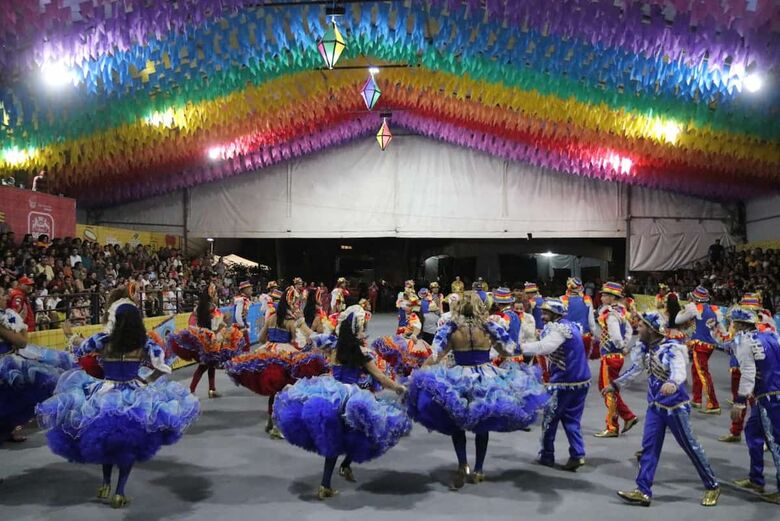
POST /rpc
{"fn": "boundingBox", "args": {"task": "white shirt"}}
[69,254,82,267]
[523,324,569,356]
[735,332,763,398]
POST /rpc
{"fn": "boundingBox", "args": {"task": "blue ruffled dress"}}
[36,347,200,466]
[0,309,75,438]
[273,365,411,463]
[407,334,549,435]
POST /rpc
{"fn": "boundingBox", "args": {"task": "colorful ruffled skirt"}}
[273,376,411,463]
[36,369,200,466]
[225,343,329,396]
[0,346,75,437]
[407,361,549,435]
[371,336,432,376]
[167,326,245,365]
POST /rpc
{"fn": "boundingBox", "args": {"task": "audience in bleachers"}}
[636,245,780,313]
[0,232,231,329]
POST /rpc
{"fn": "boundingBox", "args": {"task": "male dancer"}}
[595,282,638,437]
[560,277,597,357]
[608,312,720,507]
[233,281,253,351]
[331,277,349,313]
[675,286,722,414]
[728,307,780,504]
[719,293,778,442]
[522,298,590,471]
[285,277,305,320]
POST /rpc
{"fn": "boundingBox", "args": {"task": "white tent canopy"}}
[94,136,734,271]
[216,254,269,270]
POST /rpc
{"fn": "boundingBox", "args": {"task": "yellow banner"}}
[29,312,194,370]
[737,240,780,252]
[76,224,180,250]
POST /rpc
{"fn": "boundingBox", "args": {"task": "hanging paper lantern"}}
[361,74,381,110]
[376,118,392,151]
[317,21,346,69]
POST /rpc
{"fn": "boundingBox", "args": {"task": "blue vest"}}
[545,319,591,386]
[532,296,544,330]
[398,309,409,328]
[753,331,780,401]
[504,310,521,344]
[564,296,591,334]
[644,339,690,409]
[691,304,717,345]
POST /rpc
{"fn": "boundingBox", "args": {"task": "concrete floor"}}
[1,313,778,521]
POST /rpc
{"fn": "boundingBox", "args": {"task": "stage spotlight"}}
[207,147,222,160]
[744,73,763,93]
[41,60,75,89]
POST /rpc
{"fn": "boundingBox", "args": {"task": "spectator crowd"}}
[0,231,241,331]
[634,240,780,314]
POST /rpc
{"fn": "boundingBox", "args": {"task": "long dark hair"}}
[335,319,370,368]
[275,294,290,324]
[196,291,211,329]
[108,305,147,356]
[303,289,317,327]
[666,293,682,329]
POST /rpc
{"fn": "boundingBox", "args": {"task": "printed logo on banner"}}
[29,211,54,237]
[28,196,54,213]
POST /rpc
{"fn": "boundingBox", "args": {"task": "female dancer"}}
[303,287,326,333]
[407,291,549,488]
[226,293,328,438]
[1,301,74,443]
[168,291,245,398]
[36,299,200,508]
[273,311,409,499]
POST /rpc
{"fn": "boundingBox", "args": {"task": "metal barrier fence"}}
[32,289,211,330]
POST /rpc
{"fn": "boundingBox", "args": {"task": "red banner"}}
[0,187,76,239]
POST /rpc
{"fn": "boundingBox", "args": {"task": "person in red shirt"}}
[8,276,35,332]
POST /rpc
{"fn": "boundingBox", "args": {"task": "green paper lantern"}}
[376,118,392,151]
[317,21,346,70]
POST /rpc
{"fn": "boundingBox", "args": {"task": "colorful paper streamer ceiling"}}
[0,0,778,207]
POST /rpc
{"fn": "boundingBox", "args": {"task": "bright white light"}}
[207,147,222,160]
[206,238,214,243]
[41,61,75,89]
[744,73,763,93]
[368,67,380,75]
[620,157,633,174]
[652,120,681,144]
[541,251,557,257]
[145,108,176,128]
[2,147,37,166]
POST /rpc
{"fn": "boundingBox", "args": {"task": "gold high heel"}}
[110,494,128,509]
[208,390,221,399]
[468,472,485,484]
[269,425,285,440]
[97,484,111,499]
[317,486,338,500]
[338,466,356,482]
[450,465,470,490]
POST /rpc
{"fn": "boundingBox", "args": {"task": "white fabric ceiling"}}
[93,136,734,271]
